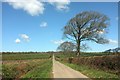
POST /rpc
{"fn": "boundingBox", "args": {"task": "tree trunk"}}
[76,40,80,56]
[76,23,81,56]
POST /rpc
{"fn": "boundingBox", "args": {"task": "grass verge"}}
[21,60,52,79]
[2,59,52,79]
[61,61,119,79]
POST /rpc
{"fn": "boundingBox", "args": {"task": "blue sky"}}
[1,1,118,52]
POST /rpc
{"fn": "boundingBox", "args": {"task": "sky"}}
[1,1,119,52]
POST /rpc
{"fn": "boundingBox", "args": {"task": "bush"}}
[64,55,120,75]
[68,57,73,63]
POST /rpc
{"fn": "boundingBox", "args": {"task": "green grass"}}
[55,52,117,59]
[0,54,1,77]
[2,52,53,79]
[2,53,52,60]
[21,60,52,79]
[2,59,52,78]
[61,61,119,79]
[0,64,1,76]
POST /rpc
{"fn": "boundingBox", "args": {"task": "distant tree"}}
[63,11,110,56]
[57,41,76,53]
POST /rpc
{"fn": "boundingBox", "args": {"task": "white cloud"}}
[6,0,44,16]
[5,0,70,15]
[48,0,70,11]
[108,39,118,44]
[20,34,30,42]
[15,38,21,43]
[40,22,47,27]
[51,40,64,45]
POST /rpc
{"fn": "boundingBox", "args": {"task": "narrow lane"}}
[53,55,89,79]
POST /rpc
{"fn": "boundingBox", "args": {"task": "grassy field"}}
[2,52,52,60]
[2,52,120,79]
[2,52,52,79]
[55,52,118,59]
[0,62,1,78]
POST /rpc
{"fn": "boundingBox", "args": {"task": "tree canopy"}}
[63,11,110,56]
[57,41,76,52]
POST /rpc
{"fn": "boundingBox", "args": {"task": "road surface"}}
[53,55,89,79]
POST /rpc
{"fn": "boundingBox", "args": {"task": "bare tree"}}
[63,11,110,56]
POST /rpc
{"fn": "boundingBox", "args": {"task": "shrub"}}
[64,55,120,75]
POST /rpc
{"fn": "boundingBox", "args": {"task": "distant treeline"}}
[2,52,54,54]
[2,51,120,55]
